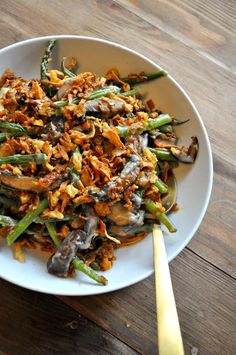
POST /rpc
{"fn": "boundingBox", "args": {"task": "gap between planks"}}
[58,247,236,355]
[0,278,139,355]
[186,246,236,281]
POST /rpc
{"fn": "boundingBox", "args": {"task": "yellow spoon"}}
[153,224,184,355]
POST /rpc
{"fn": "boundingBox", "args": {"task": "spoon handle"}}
[153,225,184,355]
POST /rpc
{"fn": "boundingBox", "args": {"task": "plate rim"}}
[0,35,213,295]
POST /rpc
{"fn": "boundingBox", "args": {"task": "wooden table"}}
[0,1,235,354]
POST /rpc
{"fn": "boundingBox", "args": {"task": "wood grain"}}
[178,0,236,35]
[0,1,235,354]
[117,0,236,72]
[189,158,236,278]
[59,249,236,355]
[0,278,138,355]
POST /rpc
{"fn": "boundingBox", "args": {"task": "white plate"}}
[0,36,213,295]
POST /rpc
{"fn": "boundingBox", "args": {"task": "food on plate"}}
[0,40,198,284]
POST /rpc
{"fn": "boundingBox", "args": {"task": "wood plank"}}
[0,278,138,355]
[116,0,236,72]
[0,0,235,276]
[59,248,236,355]
[189,158,236,278]
[178,0,236,35]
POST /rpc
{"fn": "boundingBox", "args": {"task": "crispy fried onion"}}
[97,220,120,244]
[102,122,124,149]
[69,122,95,144]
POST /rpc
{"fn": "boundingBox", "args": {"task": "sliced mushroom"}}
[161,172,177,213]
[154,133,177,147]
[108,203,144,226]
[109,222,143,237]
[84,98,126,116]
[79,211,99,250]
[0,169,64,193]
[47,211,99,277]
[140,133,148,152]
[170,136,198,163]
[56,78,74,99]
[109,210,145,237]
[120,154,141,182]
[41,116,65,141]
[0,172,44,192]
[47,230,86,277]
[89,154,141,201]
[107,195,144,238]
[128,133,148,153]
[130,193,142,213]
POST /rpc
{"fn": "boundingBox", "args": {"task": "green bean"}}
[45,222,61,247]
[116,126,130,137]
[0,153,47,165]
[156,164,161,176]
[0,122,29,135]
[36,215,77,224]
[73,256,108,285]
[120,70,167,85]
[54,86,122,107]
[145,114,172,130]
[173,118,190,125]
[88,86,120,100]
[46,86,58,98]
[0,132,9,142]
[45,221,107,285]
[159,213,177,233]
[145,199,162,214]
[41,39,56,80]
[6,199,48,245]
[0,132,26,142]
[90,261,100,271]
[159,124,174,133]
[0,215,16,226]
[145,200,176,233]
[70,168,80,187]
[117,114,172,137]
[53,97,79,107]
[154,179,168,194]
[119,88,140,97]
[53,100,67,108]
[61,57,77,78]
[148,148,177,162]
[54,86,138,108]
[71,97,80,105]
[137,188,145,198]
